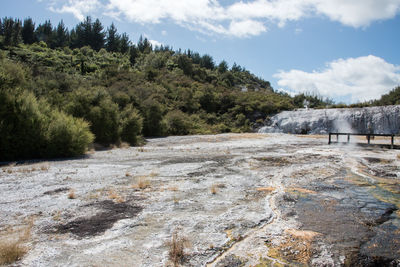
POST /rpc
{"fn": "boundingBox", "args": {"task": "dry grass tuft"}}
[119,142,130,149]
[132,176,150,189]
[256,187,275,193]
[2,163,49,174]
[210,184,218,195]
[288,187,317,195]
[0,241,27,265]
[149,170,159,177]
[40,163,49,171]
[267,229,321,264]
[284,229,321,241]
[397,154,400,160]
[68,189,76,199]
[108,190,125,203]
[0,219,34,265]
[167,230,190,267]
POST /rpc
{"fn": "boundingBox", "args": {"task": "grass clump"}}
[68,189,76,199]
[0,219,33,265]
[167,230,190,267]
[0,241,27,265]
[210,184,218,195]
[131,176,150,189]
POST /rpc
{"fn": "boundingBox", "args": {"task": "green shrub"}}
[165,110,192,135]
[120,105,143,146]
[46,111,94,157]
[88,98,120,145]
[0,88,93,161]
[142,100,166,137]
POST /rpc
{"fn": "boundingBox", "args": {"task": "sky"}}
[1,0,400,104]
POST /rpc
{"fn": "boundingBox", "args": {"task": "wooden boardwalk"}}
[328,132,398,149]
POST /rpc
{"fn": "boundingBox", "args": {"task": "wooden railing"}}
[328,132,398,149]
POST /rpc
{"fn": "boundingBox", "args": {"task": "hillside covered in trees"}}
[0,16,365,161]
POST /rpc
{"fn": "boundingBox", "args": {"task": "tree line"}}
[0,16,132,53]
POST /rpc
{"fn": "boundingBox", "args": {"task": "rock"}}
[259,105,400,134]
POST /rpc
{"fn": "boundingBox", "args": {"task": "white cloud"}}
[228,20,267,37]
[148,39,162,47]
[49,0,101,21]
[45,0,400,37]
[274,55,400,103]
[312,0,400,28]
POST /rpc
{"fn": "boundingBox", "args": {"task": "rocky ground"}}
[0,133,399,266]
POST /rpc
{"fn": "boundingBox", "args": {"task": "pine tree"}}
[74,16,92,48]
[105,23,120,52]
[54,20,69,48]
[0,18,3,36]
[91,18,105,51]
[200,54,215,70]
[218,60,228,74]
[137,35,152,53]
[69,28,79,48]
[11,19,22,46]
[119,33,130,54]
[36,20,53,45]
[129,45,138,66]
[3,17,14,46]
[22,18,36,44]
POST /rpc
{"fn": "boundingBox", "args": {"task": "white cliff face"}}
[259,105,400,134]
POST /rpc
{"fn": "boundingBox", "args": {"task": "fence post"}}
[391,135,394,149]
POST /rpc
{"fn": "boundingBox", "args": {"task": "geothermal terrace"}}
[0,133,399,266]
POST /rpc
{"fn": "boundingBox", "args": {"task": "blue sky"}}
[1,0,400,104]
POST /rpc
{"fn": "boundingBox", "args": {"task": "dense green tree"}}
[11,19,22,46]
[119,33,130,54]
[200,54,214,70]
[0,18,3,36]
[142,100,165,136]
[35,20,53,45]
[231,62,242,72]
[2,17,15,46]
[22,18,36,44]
[374,86,400,106]
[165,110,191,135]
[177,54,193,76]
[0,88,93,160]
[74,16,92,48]
[137,35,152,53]
[54,20,69,48]
[91,18,105,51]
[120,104,143,145]
[129,45,138,66]
[105,23,120,52]
[218,60,228,74]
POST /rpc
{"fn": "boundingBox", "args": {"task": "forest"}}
[0,16,397,161]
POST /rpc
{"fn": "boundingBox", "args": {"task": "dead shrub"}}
[0,219,33,265]
[167,230,190,267]
[0,241,27,265]
[132,176,150,189]
[108,190,125,203]
[210,184,218,194]
[68,189,76,199]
